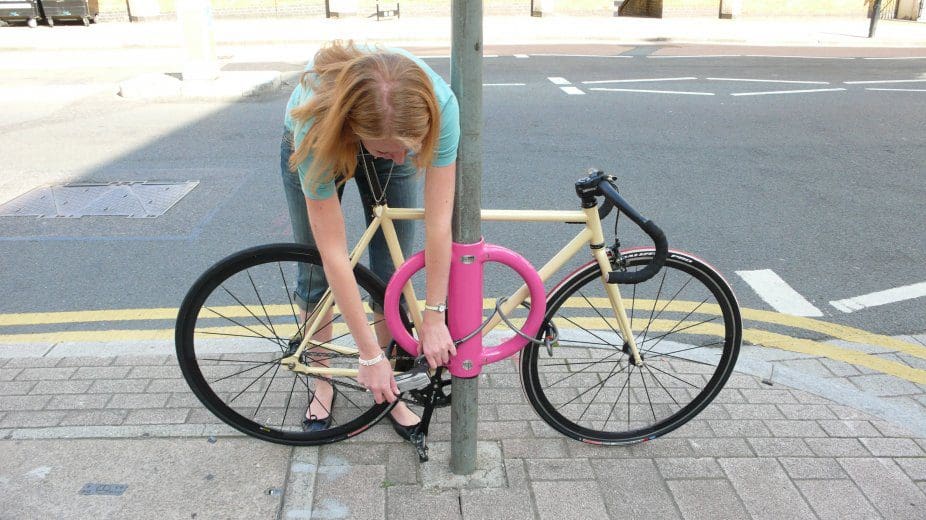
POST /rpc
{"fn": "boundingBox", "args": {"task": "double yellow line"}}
[1,303,924,384]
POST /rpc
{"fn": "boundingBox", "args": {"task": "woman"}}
[280,41,459,439]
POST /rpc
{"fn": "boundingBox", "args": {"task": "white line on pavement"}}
[707,77,830,84]
[647,55,741,59]
[419,55,499,59]
[830,282,926,313]
[736,269,824,317]
[863,56,926,60]
[744,55,855,60]
[532,54,632,58]
[590,88,714,96]
[865,88,926,92]
[844,79,926,84]
[513,54,529,59]
[582,77,697,84]
[731,88,846,96]
[560,86,585,95]
[547,77,571,85]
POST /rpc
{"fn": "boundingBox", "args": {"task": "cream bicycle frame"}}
[281,202,644,378]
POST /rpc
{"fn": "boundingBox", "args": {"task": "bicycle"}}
[175,169,743,461]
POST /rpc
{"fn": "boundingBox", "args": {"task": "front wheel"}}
[521,249,742,444]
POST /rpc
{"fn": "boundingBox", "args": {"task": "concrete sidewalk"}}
[1,333,925,519]
[1,15,925,52]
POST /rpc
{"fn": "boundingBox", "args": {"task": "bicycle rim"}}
[522,249,742,444]
[175,243,396,445]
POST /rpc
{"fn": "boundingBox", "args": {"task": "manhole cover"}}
[0,181,198,218]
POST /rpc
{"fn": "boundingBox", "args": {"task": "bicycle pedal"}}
[411,431,429,462]
[395,371,431,393]
[395,356,431,393]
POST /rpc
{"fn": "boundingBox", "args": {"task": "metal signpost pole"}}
[449,0,483,475]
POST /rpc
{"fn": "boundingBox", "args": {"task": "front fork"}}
[584,205,645,367]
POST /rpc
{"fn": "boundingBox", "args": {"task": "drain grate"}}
[0,181,199,218]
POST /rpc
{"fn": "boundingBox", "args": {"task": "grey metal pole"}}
[449,0,482,476]
[869,0,883,38]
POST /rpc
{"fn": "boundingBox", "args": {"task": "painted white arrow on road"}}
[736,269,824,317]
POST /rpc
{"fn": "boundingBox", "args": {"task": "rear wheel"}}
[521,249,741,444]
[176,243,412,445]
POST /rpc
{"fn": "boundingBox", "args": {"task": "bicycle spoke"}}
[557,314,623,350]
[210,355,288,384]
[561,361,630,407]
[246,269,280,343]
[281,375,298,429]
[228,361,279,403]
[547,349,624,387]
[601,367,632,431]
[643,363,682,407]
[578,290,623,342]
[640,365,657,421]
[201,305,284,348]
[640,311,717,355]
[644,361,701,389]
[640,268,668,347]
[645,342,725,366]
[576,357,624,423]
[276,261,301,329]
[218,285,279,343]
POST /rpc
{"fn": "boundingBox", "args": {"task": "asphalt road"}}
[0,44,924,340]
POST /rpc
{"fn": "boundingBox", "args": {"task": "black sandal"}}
[302,389,336,432]
[386,412,421,441]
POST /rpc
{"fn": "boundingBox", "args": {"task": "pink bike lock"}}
[384,239,547,378]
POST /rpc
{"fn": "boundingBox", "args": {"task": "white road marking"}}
[648,55,741,59]
[863,56,926,60]
[844,79,926,84]
[532,54,632,58]
[547,77,571,85]
[731,88,846,96]
[419,55,499,59]
[866,88,926,92]
[560,86,585,95]
[744,55,855,60]
[483,83,526,86]
[582,77,697,84]
[707,77,830,85]
[830,282,926,313]
[514,54,529,59]
[590,88,713,96]
[736,269,823,317]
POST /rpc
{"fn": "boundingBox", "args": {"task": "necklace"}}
[359,144,395,206]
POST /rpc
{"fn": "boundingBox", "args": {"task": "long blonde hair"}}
[289,41,441,191]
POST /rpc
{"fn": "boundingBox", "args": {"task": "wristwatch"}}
[423,302,447,313]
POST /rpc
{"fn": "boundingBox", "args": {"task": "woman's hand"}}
[420,313,456,369]
[357,356,399,404]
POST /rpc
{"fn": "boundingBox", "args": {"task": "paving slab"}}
[0,437,289,519]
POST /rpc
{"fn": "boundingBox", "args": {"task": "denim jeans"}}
[280,129,419,311]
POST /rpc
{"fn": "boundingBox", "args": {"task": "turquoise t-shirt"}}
[284,47,460,200]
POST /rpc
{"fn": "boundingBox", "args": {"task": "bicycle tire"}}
[176,243,404,445]
[521,249,742,444]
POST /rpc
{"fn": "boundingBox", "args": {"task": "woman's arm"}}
[420,163,457,368]
[305,195,400,403]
